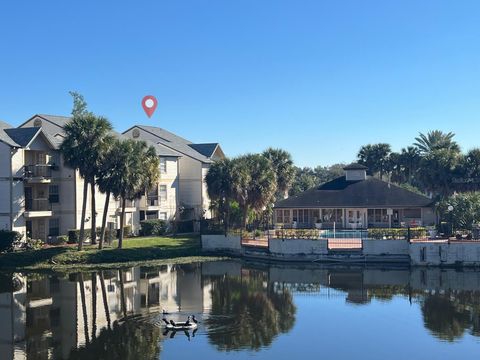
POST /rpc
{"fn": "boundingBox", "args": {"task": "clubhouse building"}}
[274,164,436,229]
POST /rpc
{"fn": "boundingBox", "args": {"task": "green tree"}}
[205,158,235,232]
[457,148,480,191]
[262,148,295,200]
[235,154,277,228]
[414,130,460,154]
[60,111,113,250]
[418,148,459,196]
[96,139,124,249]
[114,140,159,248]
[436,192,480,230]
[357,143,391,179]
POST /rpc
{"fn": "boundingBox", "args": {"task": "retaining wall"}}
[410,242,480,266]
[362,239,410,256]
[269,238,328,255]
[201,234,242,253]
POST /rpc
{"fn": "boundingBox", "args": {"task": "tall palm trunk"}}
[242,205,248,230]
[100,271,111,329]
[90,180,97,245]
[79,179,89,250]
[78,273,89,344]
[91,272,97,340]
[119,269,127,318]
[99,191,111,249]
[118,197,126,249]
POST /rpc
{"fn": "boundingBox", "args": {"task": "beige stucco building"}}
[0,114,222,241]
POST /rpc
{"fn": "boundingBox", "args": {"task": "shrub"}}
[140,220,167,236]
[116,226,132,239]
[50,235,68,245]
[0,230,23,253]
[175,220,195,233]
[25,238,44,250]
[367,227,427,240]
[68,227,116,244]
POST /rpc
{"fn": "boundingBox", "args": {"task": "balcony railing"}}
[25,199,52,212]
[146,197,159,206]
[24,165,53,178]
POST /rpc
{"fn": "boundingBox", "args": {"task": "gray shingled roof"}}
[4,127,41,147]
[275,176,433,208]
[125,125,214,163]
[188,143,219,158]
[0,120,20,147]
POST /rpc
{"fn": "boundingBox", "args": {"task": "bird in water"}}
[185,316,190,326]
[191,315,198,324]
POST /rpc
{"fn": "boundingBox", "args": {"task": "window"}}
[276,210,283,223]
[322,209,342,223]
[159,212,167,220]
[368,209,389,223]
[49,218,59,236]
[283,210,290,223]
[159,185,167,202]
[49,185,59,203]
[160,158,167,174]
[146,211,158,220]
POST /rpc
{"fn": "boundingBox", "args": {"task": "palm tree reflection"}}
[206,270,296,351]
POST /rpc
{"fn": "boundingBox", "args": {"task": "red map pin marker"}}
[142,95,158,118]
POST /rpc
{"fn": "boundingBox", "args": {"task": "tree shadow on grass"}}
[0,246,72,269]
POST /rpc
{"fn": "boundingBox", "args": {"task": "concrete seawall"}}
[201,235,480,267]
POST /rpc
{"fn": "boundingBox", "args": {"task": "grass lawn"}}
[0,235,224,271]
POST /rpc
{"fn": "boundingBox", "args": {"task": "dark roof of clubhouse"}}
[275,176,433,208]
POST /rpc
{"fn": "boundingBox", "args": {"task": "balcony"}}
[24,199,53,218]
[117,199,136,213]
[24,165,54,183]
[140,196,161,210]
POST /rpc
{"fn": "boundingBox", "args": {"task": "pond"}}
[0,261,479,359]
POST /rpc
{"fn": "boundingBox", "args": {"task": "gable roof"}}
[124,125,217,163]
[4,127,42,147]
[188,143,220,158]
[275,176,433,208]
[0,120,20,147]
[19,114,71,136]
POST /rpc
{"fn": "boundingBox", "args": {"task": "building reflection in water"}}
[1,262,480,359]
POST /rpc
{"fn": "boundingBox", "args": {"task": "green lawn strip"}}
[0,235,225,271]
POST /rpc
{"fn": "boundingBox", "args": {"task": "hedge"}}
[68,227,117,244]
[140,220,167,236]
[0,230,22,253]
[367,227,428,240]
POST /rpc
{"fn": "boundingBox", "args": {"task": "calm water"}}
[1,261,479,359]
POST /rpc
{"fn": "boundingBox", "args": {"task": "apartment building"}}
[123,125,225,220]
[0,120,74,240]
[0,114,221,241]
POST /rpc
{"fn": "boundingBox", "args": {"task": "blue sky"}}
[1,1,479,167]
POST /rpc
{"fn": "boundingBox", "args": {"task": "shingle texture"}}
[127,125,217,162]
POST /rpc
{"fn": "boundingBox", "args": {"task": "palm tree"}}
[262,148,295,199]
[234,154,277,228]
[114,140,159,248]
[96,139,124,249]
[357,143,391,179]
[60,113,113,250]
[205,158,235,232]
[414,130,460,154]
